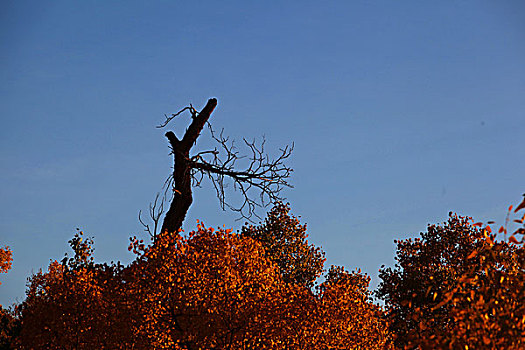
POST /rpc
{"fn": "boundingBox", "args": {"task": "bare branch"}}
[156,105,198,129]
[189,122,293,221]
[138,210,151,238]
[139,192,168,240]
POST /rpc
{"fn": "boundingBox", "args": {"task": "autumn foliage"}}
[377,201,525,349]
[130,225,286,348]
[5,205,390,349]
[0,246,13,288]
[0,246,16,348]
[1,197,524,348]
[241,202,325,289]
[126,219,391,349]
[16,232,134,349]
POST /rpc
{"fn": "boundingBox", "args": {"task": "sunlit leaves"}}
[0,245,13,277]
[17,233,134,349]
[129,225,284,348]
[128,221,391,349]
[20,196,525,348]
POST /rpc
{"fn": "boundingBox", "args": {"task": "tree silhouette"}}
[143,98,293,238]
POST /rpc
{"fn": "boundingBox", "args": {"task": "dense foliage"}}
[3,205,390,349]
[241,202,325,289]
[16,232,133,349]
[377,202,525,349]
[129,223,389,349]
[1,197,523,349]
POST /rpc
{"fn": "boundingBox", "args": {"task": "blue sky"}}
[1,1,524,306]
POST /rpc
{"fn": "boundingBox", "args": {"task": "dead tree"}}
[143,98,293,238]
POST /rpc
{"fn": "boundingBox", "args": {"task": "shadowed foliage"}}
[241,202,325,289]
[377,201,525,349]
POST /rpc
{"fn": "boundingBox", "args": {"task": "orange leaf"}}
[509,235,519,244]
[514,198,525,212]
[483,335,491,345]
[466,250,477,259]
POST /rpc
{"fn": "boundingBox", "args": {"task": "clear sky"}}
[1,1,524,306]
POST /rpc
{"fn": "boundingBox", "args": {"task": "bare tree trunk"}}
[155,97,292,236]
[161,98,218,234]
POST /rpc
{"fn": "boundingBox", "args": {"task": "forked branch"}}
[139,192,167,240]
[151,98,293,236]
